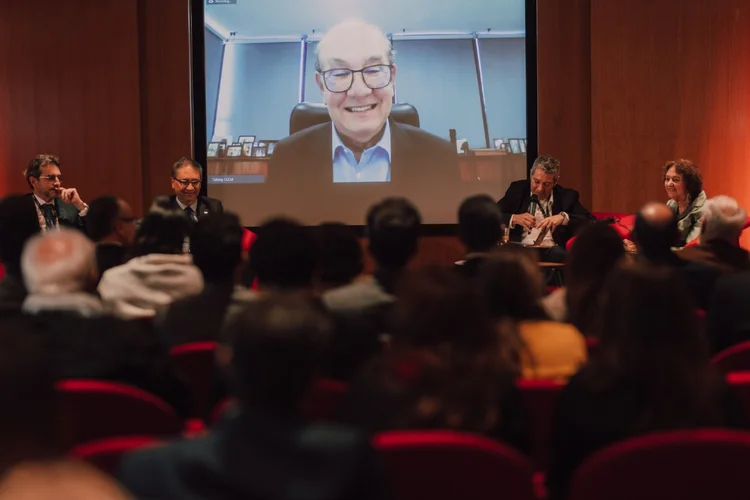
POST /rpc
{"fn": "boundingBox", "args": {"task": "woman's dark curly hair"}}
[662,159,703,202]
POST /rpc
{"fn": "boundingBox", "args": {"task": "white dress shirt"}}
[510,192,569,247]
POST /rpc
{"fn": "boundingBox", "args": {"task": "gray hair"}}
[530,155,561,181]
[22,228,96,294]
[315,20,395,72]
[701,195,747,242]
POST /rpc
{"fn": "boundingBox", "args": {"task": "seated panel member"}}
[497,155,594,262]
[23,154,88,232]
[152,157,223,222]
[269,19,458,186]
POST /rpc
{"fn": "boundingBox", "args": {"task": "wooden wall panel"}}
[536,0,592,208]
[591,0,750,218]
[138,0,194,213]
[0,0,143,211]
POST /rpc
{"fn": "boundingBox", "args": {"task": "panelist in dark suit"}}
[497,155,594,262]
[151,157,223,222]
[24,154,88,232]
[269,20,458,188]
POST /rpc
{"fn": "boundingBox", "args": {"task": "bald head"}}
[639,202,675,228]
[21,229,96,294]
[633,201,679,258]
[0,461,132,500]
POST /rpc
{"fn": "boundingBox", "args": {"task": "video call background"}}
[203,0,529,225]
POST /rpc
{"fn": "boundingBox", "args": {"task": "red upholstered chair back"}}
[0,260,4,281]
[70,435,161,475]
[374,430,535,500]
[712,340,750,374]
[57,380,182,446]
[169,341,217,419]
[300,378,348,421]
[571,429,750,500]
[516,378,565,471]
[726,371,750,421]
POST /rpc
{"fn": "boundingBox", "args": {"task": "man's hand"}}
[513,213,536,231]
[60,188,86,211]
[623,239,638,253]
[537,214,566,232]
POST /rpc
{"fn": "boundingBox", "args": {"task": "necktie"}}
[40,204,57,230]
[184,206,197,223]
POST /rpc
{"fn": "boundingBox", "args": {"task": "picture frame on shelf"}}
[212,135,232,145]
[509,139,522,154]
[242,142,253,157]
[237,135,256,145]
[519,139,527,153]
[252,145,268,157]
[226,145,242,157]
[207,142,220,158]
[217,143,227,156]
[493,138,505,150]
[266,140,278,156]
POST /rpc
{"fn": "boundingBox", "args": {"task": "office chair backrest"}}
[289,102,419,136]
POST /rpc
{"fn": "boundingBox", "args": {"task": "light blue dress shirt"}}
[332,121,392,183]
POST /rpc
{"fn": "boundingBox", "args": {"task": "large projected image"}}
[202,0,531,225]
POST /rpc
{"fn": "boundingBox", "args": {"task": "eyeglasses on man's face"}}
[173,178,201,188]
[39,175,62,183]
[319,64,393,93]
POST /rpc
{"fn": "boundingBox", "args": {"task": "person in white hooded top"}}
[98,206,203,320]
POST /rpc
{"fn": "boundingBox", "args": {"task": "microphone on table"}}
[528,194,539,216]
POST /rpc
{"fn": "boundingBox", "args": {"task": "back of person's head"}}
[313,222,364,289]
[0,461,131,499]
[478,246,549,322]
[0,194,40,277]
[224,293,333,413]
[190,212,243,285]
[393,267,496,355]
[0,317,61,474]
[633,202,679,258]
[21,229,96,295]
[457,195,503,252]
[86,195,133,244]
[366,197,421,270]
[249,217,317,290]
[131,206,188,257]
[566,223,626,335]
[701,195,747,243]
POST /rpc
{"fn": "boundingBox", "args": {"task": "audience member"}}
[340,268,528,452]
[86,196,137,276]
[151,157,223,225]
[629,202,683,266]
[548,263,746,500]
[497,155,595,263]
[455,194,502,279]
[0,194,40,314]
[313,222,364,292]
[98,207,203,319]
[663,159,707,247]
[0,461,132,500]
[160,212,244,348]
[706,270,750,354]
[543,223,625,337]
[23,154,88,232]
[119,293,389,500]
[20,229,190,416]
[321,197,421,381]
[479,246,587,380]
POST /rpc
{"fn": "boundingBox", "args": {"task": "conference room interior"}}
[2,0,750,498]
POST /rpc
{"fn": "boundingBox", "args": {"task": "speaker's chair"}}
[289,102,420,136]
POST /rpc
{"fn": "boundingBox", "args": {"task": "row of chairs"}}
[70,428,750,500]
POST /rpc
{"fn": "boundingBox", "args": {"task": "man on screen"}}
[269,19,458,186]
[497,155,595,262]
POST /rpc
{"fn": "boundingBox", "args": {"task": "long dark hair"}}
[591,263,724,429]
[565,224,625,336]
[131,207,189,257]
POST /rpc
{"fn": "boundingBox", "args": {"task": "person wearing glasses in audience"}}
[23,154,88,232]
[151,157,223,222]
[269,19,458,187]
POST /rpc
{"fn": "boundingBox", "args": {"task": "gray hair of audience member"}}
[530,155,561,181]
[314,19,395,72]
[21,229,96,295]
[701,195,747,242]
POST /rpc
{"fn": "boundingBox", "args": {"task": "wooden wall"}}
[2,0,749,259]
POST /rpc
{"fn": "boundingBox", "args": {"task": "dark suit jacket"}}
[26,193,85,231]
[118,410,390,500]
[497,180,595,247]
[159,283,235,349]
[95,243,129,277]
[151,195,224,218]
[268,120,459,189]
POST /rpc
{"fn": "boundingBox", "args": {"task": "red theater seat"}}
[712,340,750,374]
[726,371,750,421]
[57,380,182,446]
[169,341,217,420]
[570,429,750,500]
[516,379,565,472]
[374,430,536,500]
